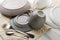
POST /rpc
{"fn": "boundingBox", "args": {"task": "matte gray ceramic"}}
[10,14,31,32]
[29,10,46,30]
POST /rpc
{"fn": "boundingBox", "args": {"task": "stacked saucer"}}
[10,14,31,32]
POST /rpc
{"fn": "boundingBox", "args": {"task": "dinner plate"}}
[37,29,60,40]
[49,6,60,27]
[43,6,60,28]
[0,0,31,16]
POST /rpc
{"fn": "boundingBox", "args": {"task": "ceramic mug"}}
[29,10,46,30]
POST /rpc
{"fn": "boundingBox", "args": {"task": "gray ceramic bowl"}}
[0,0,31,16]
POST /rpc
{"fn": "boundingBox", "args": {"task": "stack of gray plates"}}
[10,14,31,32]
[0,0,31,16]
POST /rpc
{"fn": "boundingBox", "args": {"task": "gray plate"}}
[10,19,31,32]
